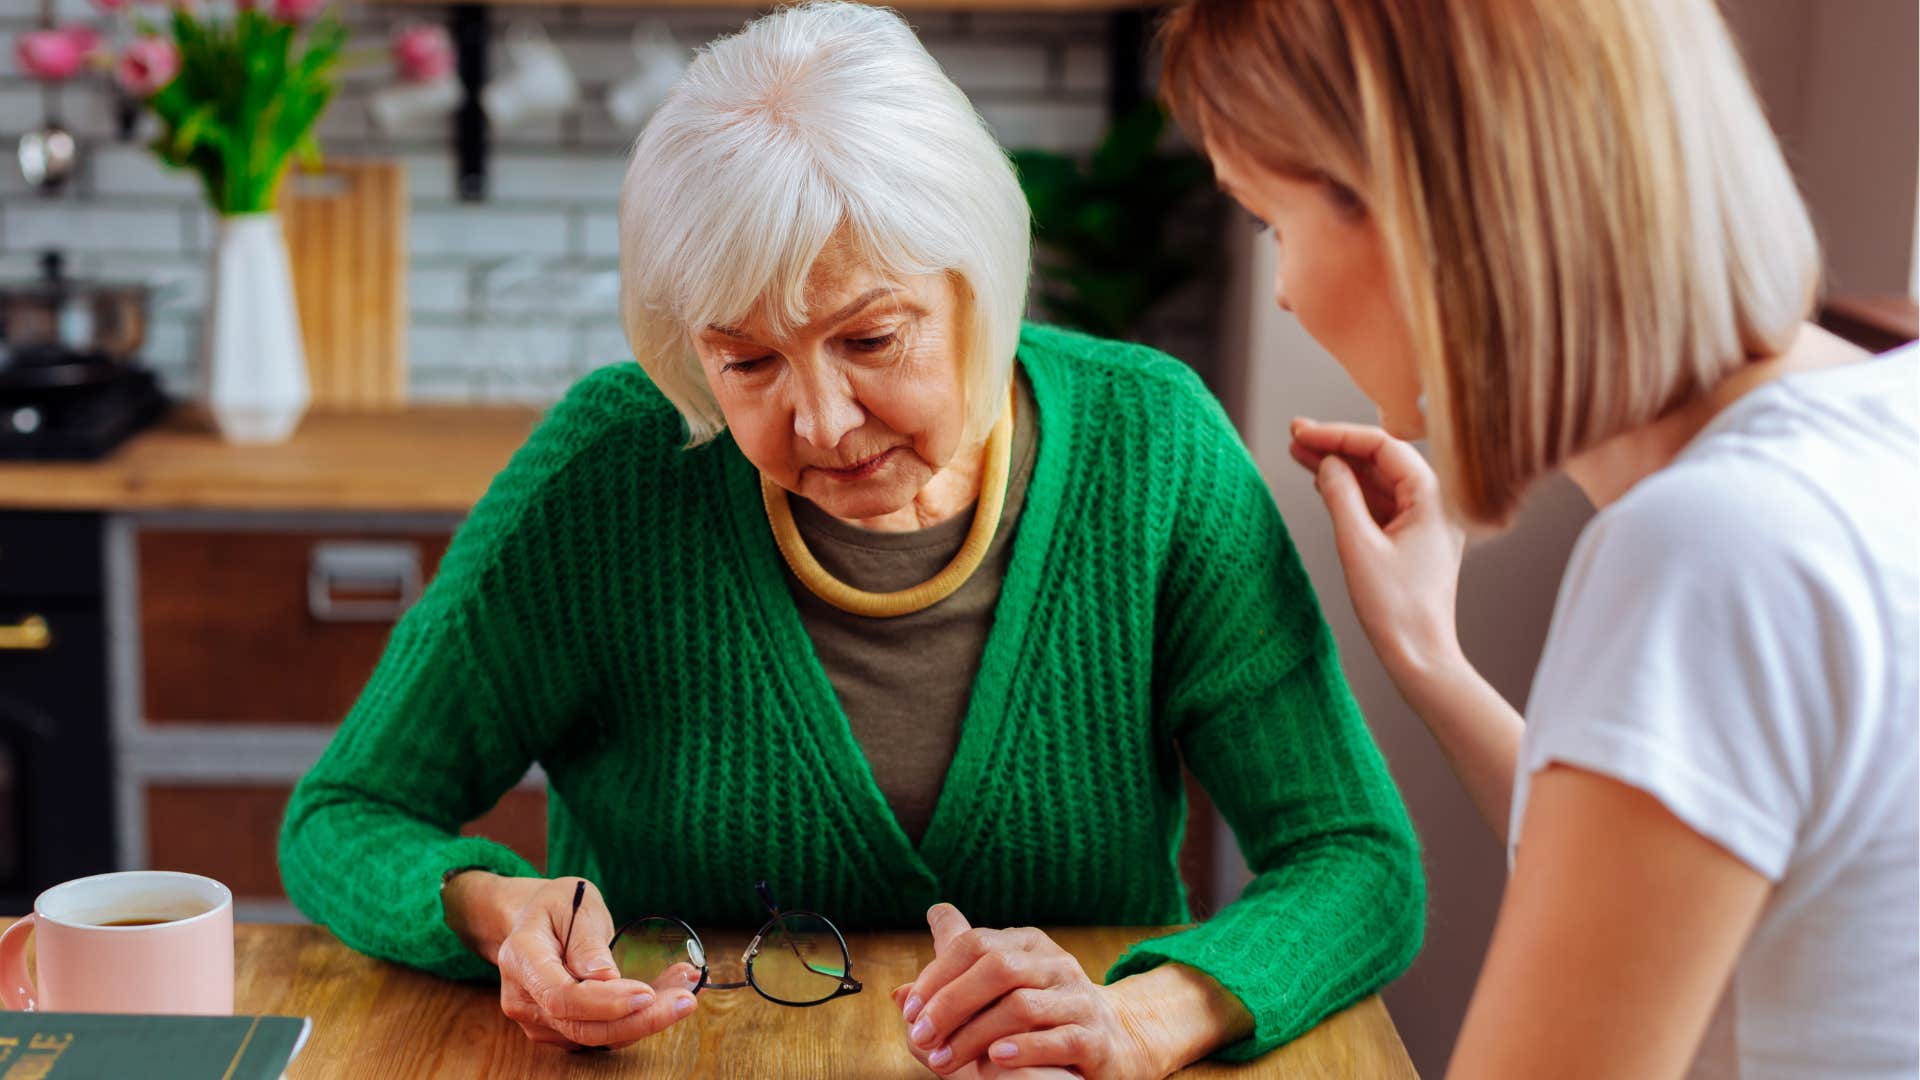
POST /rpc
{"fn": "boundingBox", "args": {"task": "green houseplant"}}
[1012,102,1215,341]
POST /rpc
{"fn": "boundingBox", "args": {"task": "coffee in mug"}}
[0,870,234,1014]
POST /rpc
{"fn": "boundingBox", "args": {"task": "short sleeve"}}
[1514,463,1865,881]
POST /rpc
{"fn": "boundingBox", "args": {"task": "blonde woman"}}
[1143,1,1914,1078]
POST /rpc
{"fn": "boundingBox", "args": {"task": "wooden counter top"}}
[0,407,542,513]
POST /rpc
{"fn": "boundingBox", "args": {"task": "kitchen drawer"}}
[139,528,451,725]
[0,512,101,600]
[144,782,547,901]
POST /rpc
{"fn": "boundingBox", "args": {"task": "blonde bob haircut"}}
[617,1,1031,447]
[1161,0,1820,525]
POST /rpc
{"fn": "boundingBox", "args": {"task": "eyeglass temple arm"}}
[559,880,587,980]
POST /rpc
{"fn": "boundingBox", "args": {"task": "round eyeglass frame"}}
[606,883,863,1008]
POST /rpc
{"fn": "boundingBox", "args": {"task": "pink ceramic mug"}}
[0,870,233,1014]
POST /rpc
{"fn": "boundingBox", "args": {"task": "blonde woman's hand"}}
[447,873,700,1049]
[1289,418,1467,693]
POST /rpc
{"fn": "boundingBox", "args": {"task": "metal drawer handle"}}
[308,542,423,623]
[0,615,51,651]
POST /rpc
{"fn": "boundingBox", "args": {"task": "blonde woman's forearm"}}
[1394,650,1524,844]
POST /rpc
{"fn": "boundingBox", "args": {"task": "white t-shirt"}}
[1512,344,1920,1079]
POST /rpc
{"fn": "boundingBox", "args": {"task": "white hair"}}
[617,1,1032,446]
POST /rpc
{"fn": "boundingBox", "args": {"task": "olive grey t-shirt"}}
[783,373,1039,844]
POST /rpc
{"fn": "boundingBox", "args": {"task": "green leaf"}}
[1012,101,1216,339]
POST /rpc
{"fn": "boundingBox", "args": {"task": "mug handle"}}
[0,913,38,1010]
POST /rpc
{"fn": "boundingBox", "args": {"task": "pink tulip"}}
[392,24,452,83]
[14,29,87,82]
[115,37,179,98]
[63,26,105,62]
[271,0,327,23]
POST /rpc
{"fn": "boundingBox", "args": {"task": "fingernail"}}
[991,1041,1018,1060]
[629,993,654,1010]
[902,995,923,1022]
[928,1046,952,1068]
[673,995,696,1017]
[584,958,616,974]
[910,1017,934,1045]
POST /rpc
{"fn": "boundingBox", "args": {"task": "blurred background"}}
[0,0,1913,1074]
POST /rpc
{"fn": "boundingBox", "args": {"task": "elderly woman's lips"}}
[813,447,900,480]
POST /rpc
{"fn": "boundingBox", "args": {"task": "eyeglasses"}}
[561,880,862,1008]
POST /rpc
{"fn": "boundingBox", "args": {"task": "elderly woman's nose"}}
[791,378,865,448]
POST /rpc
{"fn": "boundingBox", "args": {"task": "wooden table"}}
[230,924,1416,1078]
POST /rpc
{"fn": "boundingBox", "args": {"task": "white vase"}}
[203,212,310,444]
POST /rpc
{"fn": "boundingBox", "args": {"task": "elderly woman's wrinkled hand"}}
[894,904,1167,1080]
[490,877,701,1049]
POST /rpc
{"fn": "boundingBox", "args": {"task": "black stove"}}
[0,352,170,461]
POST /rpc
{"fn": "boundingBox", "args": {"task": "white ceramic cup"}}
[482,24,579,129]
[371,75,462,134]
[607,27,687,130]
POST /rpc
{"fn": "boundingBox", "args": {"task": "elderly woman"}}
[278,3,1421,1074]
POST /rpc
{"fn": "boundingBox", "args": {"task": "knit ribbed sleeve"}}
[278,382,652,981]
[1106,365,1426,1061]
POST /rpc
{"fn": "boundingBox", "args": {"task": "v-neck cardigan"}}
[278,323,1425,1060]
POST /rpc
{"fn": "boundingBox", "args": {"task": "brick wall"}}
[1,1,1222,405]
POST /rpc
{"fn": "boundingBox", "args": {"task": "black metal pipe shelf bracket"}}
[451,1,489,202]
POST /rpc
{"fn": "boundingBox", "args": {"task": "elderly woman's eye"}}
[723,356,773,375]
[845,333,897,353]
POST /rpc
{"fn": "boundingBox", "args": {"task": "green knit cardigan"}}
[278,323,1425,1060]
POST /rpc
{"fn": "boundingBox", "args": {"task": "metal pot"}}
[0,251,150,368]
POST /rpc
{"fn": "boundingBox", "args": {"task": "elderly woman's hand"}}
[443,873,700,1049]
[893,904,1172,1080]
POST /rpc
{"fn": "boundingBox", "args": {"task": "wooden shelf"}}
[375,0,1146,9]
[0,406,541,513]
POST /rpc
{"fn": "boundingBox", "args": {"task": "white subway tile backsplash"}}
[0,7,1215,407]
[488,153,628,204]
[394,153,455,203]
[577,209,619,259]
[406,267,470,314]
[46,82,127,140]
[0,83,44,138]
[927,42,1051,96]
[49,0,101,21]
[554,35,650,87]
[86,146,202,198]
[3,202,184,252]
[406,322,481,374]
[315,93,373,143]
[181,204,212,253]
[473,261,619,318]
[408,366,480,404]
[579,323,633,370]
[410,207,570,257]
[86,253,207,313]
[1061,45,1108,95]
[147,316,199,389]
[976,100,1105,154]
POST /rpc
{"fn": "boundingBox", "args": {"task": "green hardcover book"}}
[0,1012,311,1079]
